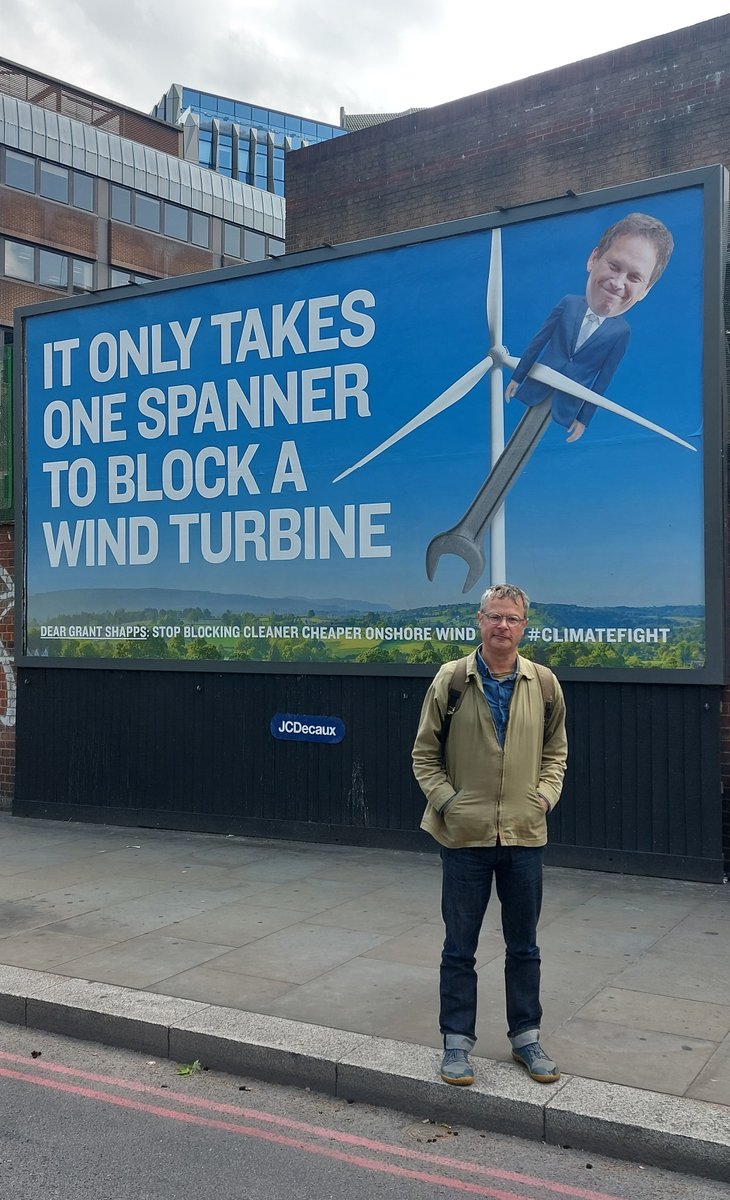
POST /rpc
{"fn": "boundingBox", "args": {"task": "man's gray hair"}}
[479,583,530,618]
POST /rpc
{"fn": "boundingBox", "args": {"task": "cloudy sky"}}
[3,1,728,124]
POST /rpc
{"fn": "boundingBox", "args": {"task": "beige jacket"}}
[413,651,567,849]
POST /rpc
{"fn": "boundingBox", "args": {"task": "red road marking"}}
[0,1050,626,1200]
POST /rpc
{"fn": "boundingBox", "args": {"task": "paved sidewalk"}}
[0,813,728,1178]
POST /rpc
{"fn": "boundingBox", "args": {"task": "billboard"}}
[17,167,726,680]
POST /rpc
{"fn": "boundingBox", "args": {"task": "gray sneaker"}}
[440,1047,475,1086]
[511,1040,560,1082]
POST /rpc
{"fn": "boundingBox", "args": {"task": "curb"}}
[1,965,728,1183]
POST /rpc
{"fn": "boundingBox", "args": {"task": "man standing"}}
[412,584,567,1085]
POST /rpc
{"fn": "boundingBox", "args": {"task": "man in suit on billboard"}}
[503,211,674,445]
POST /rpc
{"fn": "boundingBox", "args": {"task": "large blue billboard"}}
[18,168,726,679]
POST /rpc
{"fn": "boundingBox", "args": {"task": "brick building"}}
[285,15,730,868]
[0,58,287,804]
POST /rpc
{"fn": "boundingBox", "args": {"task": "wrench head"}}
[425,531,486,594]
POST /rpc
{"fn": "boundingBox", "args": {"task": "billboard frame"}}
[15,164,728,683]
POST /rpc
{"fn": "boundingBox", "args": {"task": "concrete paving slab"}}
[577,986,730,1041]
[550,891,700,930]
[541,944,646,993]
[653,913,730,955]
[243,877,380,914]
[307,859,431,886]
[39,886,246,939]
[308,898,431,936]
[0,859,120,897]
[14,876,174,920]
[47,932,235,989]
[213,853,331,882]
[0,928,115,969]
[545,1075,730,1180]
[266,953,439,1032]
[686,1033,730,1106]
[539,919,662,958]
[147,964,295,1009]
[612,948,730,1006]
[360,921,453,969]
[211,923,391,984]
[548,1016,719,1094]
[361,880,442,917]
[166,900,307,945]
[101,863,268,889]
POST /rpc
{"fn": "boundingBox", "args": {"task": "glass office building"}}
[153,85,346,197]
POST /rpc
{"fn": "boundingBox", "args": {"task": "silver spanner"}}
[426,401,552,593]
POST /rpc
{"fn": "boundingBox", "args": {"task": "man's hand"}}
[538,793,550,813]
[505,380,518,402]
[566,419,586,443]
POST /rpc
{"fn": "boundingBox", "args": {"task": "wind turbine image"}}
[333,228,696,594]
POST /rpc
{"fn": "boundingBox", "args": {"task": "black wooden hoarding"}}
[15,670,724,882]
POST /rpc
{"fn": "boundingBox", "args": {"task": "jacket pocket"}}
[439,791,490,843]
[435,789,462,815]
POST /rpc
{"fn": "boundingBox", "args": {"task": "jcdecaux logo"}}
[270,713,345,744]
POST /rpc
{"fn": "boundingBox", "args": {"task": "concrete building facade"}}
[0,58,287,804]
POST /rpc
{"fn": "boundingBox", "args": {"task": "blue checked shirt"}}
[476,650,517,747]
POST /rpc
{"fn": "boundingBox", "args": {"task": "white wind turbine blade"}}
[486,229,507,582]
[332,355,493,482]
[334,229,504,484]
[489,364,507,583]
[486,228,502,348]
[504,358,696,452]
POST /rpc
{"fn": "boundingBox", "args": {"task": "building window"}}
[216,134,233,176]
[191,212,210,248]
[72,172,95,211]
[2,238,94,293]
[254,143,268,191]
[5,152,95,213]
[72,260,94,293]
[164,202,188,241]
[110,268,155,288]
[5,149,35,192]
[112,187,212,251]
[39,161,69,203]
[243,230,267,262]
[268,238,285,257]
[39,249,68,288]
[223,224,241,258]
[111,185,132,222]
[198,132,213,169]
[4,239,34,281]
[135,194,160,233]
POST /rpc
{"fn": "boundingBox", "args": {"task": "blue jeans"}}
[439,844,544,1048]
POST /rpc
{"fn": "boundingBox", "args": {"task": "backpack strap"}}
[438,656,469,763]
[533,661,556,728]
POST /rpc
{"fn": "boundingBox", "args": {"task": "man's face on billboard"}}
[585,234,658,317]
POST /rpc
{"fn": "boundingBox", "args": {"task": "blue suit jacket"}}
[510,295,630,429]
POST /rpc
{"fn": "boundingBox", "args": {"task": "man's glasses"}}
[480,612,526,627]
